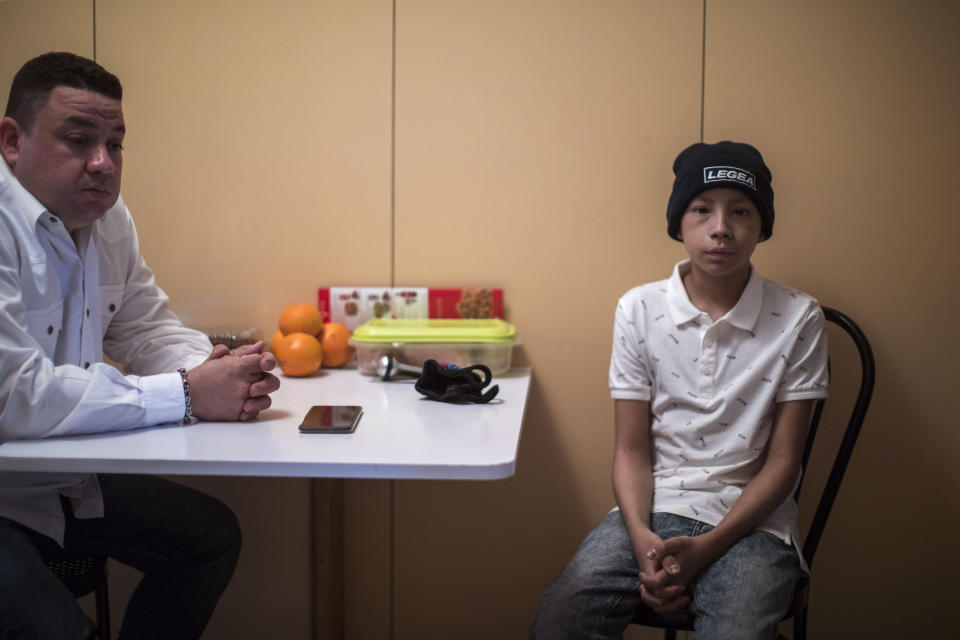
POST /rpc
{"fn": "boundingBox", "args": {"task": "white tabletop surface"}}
[0,368,531,480]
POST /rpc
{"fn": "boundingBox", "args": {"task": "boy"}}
[531,141,829,639]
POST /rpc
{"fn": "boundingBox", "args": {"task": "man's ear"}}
[0,117,22,167]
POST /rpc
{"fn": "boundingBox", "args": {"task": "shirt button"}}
[86,308,91,317]
[108,303,116,312]
[84,362,91,369]
[47,325,54,334]
[49,217,57,224]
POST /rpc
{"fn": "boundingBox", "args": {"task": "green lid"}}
[351,318,516,343]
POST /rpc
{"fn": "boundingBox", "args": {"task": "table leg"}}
[311,478,344,640]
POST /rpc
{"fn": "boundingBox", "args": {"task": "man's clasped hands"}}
[187,340,280,422]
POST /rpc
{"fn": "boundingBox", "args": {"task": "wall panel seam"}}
[92,0,98,60]
[700,0,706,141]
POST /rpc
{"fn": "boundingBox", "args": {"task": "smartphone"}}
[298,405,363,434]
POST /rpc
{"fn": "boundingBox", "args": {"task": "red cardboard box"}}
[317,287,503,329]
[427,288,503,319]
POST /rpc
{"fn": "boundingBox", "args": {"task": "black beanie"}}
[666,141,774,241]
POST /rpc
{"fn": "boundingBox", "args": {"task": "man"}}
[0,52,280,639]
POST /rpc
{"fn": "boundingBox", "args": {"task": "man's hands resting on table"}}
[187,340,280,421]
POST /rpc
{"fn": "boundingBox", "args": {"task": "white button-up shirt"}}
[0,158,213,544]
[609,261,829,547]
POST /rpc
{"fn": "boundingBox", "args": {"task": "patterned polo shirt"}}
[609,261,829,547]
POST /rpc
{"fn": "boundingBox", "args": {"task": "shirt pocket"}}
[24,301,64,358]
[99,285,125,336]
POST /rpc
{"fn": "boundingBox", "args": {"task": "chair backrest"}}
[46,556,106,598]
[794,306,875,570]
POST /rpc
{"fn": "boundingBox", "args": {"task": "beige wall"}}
[2,1,957,638]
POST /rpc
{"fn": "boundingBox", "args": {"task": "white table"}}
[0,367,531,640]
[0,367,531,480]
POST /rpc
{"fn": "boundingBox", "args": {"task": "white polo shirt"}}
[609,261,828,547]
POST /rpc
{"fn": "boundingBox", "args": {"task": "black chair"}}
[631,306,875,640]
[46,555,111,640]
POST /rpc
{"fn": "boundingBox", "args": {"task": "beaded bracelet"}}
[177,367,193,424]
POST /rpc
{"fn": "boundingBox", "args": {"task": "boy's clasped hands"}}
[638,533,720,613]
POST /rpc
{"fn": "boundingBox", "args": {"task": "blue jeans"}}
[530,510,799,640]
[0,474,241,640]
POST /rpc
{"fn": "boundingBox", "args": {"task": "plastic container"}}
[350,318,517,375]
[202,326,263,350]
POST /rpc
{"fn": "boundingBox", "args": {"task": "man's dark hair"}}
[4,52,123,132]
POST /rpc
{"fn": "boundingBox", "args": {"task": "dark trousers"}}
[0,474,241,639]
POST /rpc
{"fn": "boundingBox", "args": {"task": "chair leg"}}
[95,580,111,640]
[794,608,807,640]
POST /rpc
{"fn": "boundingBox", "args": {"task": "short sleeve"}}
[776,303,829,402]
[609,296,653,401]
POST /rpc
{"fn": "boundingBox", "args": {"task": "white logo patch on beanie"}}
[703,166,757,191]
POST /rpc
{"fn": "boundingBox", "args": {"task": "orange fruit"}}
[319,322,354,368]
[278,302,323,337]
[270,330,289,361]
[275,332,323,377]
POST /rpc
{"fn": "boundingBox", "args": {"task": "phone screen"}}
[298,405,363,434]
